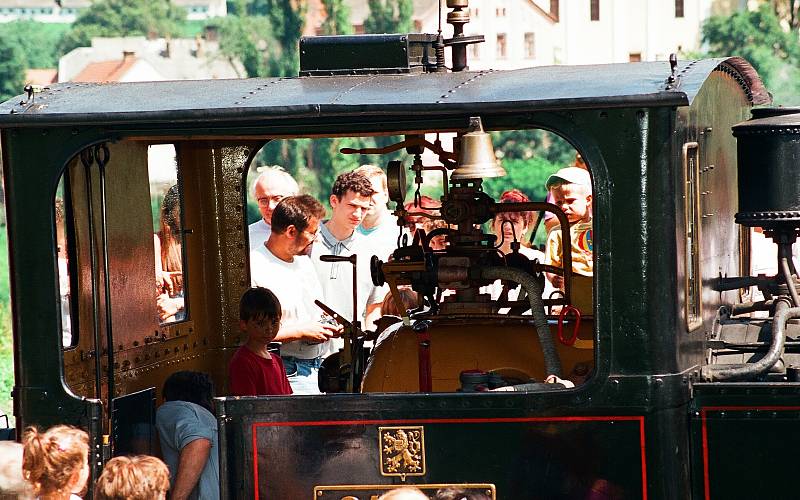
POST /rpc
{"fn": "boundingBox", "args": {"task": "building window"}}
[629,53,641,62]
[469,41,480,60]
[496,33,507,59]
[496,7,506,16]
[590,0,599,21]
[550,0,559,19]
[675,0,684,18]
[524,32,535,59]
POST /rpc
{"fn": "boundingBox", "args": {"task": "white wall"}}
[558,0,712,64]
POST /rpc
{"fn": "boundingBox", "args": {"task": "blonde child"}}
[21,425,89,500]
[93,455,170,500]
[544,167,593,301]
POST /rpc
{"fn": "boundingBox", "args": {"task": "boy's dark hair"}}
[331,171,375,199]
[162,371,215,414]
[240,286,281,323]
[271,194,325,234]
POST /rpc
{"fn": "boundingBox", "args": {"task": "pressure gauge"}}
[386,160,407,206]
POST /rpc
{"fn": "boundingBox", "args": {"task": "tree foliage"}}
[255,136,408,211]
[0,21,68,69]
[219,0,305,78]
[321,0,354,35]
[702,3,800,105]
[0,33,25,103]
[491,130,576,166]
[770,0,800,29]
[58,0,187,55]
[251,0,306,77]
[217,15,272,77]
[364,0,414,34]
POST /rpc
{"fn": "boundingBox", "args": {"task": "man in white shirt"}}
[354,164,401,261]
[250,194,339,394]
[311,172,385,335]
[248,167,299,250]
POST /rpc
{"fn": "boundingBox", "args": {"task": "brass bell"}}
[451,116,506,180]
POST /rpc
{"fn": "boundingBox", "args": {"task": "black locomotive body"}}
[2,25,798,499]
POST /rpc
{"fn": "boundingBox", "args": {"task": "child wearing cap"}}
[544,167,593,299]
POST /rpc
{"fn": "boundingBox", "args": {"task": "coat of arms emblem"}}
[378,426,426,479]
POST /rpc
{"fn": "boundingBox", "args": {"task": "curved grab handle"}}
[557,305,581,347]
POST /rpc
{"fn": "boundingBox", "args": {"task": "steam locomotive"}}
[2,2,798,498]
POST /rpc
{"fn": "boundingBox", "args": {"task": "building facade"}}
[0,0,226,23]
[344,0,713,69]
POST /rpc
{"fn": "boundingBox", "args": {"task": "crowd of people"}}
[240,160,594,395]
[0,422,484,499]
[0,424,170,500]
[16,160,594,499]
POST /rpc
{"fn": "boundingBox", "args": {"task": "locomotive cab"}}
[2,15,787,498]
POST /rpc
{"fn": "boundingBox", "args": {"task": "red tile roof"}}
[72,55,139,83]
[25,69,58,85]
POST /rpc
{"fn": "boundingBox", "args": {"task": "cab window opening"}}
[148,145,189,325]
[239,126,595,396]
[56,176,78,350]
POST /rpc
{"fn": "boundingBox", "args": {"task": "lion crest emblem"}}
[378,426,425,478]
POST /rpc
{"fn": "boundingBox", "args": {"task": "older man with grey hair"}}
[249,166,300,250]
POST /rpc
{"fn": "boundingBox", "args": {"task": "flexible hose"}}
[480,266,562,377]
[703,298,798,381]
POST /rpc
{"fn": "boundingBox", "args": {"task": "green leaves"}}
[364,0,414,34]
[217,0,306,78]
[701,4,800,105]
[0,32,25,102]
[217,15,272,78]
[0,21,68,70]
[321,0,354,35]
[58,0,187,56]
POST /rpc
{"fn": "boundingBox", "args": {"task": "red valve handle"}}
[557,305,581,346]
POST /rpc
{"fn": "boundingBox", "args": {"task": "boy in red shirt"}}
[229,287,293,396]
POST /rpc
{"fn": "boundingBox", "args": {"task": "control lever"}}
[319,254,357,264]
[313,300,353,331]
[318,253,360,392]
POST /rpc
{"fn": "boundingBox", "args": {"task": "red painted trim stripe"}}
[700,405,800,500]
[701,408,710,500]
[639,415,648,500]
[250,415,647,500]
[252,421,260,500]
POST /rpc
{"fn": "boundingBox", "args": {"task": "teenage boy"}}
[354,164,399,260]
[311,171,386,331]
[228,287,292,396]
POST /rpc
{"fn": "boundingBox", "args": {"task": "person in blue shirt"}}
[155,371,219,500]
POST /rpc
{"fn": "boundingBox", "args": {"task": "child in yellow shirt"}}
[544,167,593,302]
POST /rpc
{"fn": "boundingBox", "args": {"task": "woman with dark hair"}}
[156,371,219,500]
[486,189,555,306]
[155,185,185,323]
[161,371,214,415]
